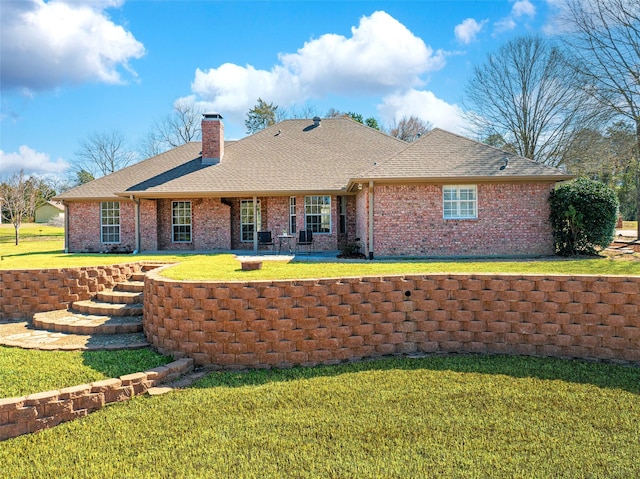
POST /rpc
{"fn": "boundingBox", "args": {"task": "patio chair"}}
[296,230,314,254]
[257,231,274,254]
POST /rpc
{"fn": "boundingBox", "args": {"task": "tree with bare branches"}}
[74,130,137,178]
[561,0,640,235]
[463,35,599,167]
[388,115,432,142]
[0,170,41,245]
[142,98,205,157]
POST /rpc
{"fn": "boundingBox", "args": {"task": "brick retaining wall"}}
[0,358,194,441]
[0,263,146,320]
[144,270,640,367]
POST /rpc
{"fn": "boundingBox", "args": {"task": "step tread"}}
[33,310,143,334]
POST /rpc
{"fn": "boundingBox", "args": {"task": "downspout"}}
[368,180,374,260]
[63,202,69,253]
[252,196,258,254]
[130,195,140,254]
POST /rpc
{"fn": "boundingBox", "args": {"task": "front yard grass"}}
[0,346,172,398]
[2,355,639,478]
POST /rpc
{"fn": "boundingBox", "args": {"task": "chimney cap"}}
[203,112,223,120]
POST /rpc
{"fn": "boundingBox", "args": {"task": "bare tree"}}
[142,98,205,157]
[74,130,137,178]
[0,170,40,245]
[561,0,640,234]
[388,115,433,142]
[463,35,599,167]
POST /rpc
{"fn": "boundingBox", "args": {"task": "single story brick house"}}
[56,114,571,258]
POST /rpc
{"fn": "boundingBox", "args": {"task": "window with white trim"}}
[338,196,347,234]
[305,195,331,233]
[289,197,297,234]
[443,185,477,219]
[240,199,261,242]
[100,201,120,244]
[172,201,192,242]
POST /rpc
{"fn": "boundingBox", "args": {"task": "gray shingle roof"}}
[57,117,407,200]
[352,128,572,184]
[56,121,571,202]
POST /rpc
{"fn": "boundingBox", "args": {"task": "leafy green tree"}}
[75,169,95,186]
[549,178,619,256]
[245,98,278,134]
[365,117,380,130]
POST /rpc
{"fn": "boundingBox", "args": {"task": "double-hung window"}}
[100,202,120,244]
[443,185,477,219]
[172,201,192,243]
[305,195,331,233]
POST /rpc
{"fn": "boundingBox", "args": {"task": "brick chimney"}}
[202,113,224,165]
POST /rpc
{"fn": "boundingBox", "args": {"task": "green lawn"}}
[0,346,172,398]
[3,224,640,278]
[2,355,639,478]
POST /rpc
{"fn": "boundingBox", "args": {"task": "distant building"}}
[35,201,65,224]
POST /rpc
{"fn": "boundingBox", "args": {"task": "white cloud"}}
[454,18,488,44]
[494,0,536,33]
[512,0,536,18]
[377,89,468,134]
[0,0,145,92]
[190,11,447,123]
[0,146,69,177]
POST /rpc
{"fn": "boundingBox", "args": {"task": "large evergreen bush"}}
[549,178,619,256]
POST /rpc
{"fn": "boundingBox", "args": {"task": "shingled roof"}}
[57,120,571,202]
[57,117,407,200]
[349,128,572,187]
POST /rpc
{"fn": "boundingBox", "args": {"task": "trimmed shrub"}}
[549,178,619,256]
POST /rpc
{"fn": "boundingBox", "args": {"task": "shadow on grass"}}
[192,354,640,395]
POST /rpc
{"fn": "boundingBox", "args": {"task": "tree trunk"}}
[14,224,20,246]
[636,121,640,239]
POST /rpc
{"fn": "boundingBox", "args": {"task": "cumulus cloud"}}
[1,0,145,92]
[454,18,488,44]
[377,89,468,134]
[191,11,447,122]
[494,0,536,33]
[0,146,69,177]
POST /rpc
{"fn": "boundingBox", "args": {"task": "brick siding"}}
[371,182,555,257]
[67,201,136,253]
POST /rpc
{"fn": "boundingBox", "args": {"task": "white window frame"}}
[289,197,297,235]
[172,201,192,243]
[240,199,261,242]
[443,185,477,220]
[100,201,120,244]
[305,195,331,234]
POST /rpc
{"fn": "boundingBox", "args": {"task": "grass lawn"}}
[2,355,639,478]
[0,346,172,398]
[3,224,640,278]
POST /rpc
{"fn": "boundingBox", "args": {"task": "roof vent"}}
[499,157,509,170]
[313,116,321,127]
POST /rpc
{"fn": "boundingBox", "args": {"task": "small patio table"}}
[277,234,296,254]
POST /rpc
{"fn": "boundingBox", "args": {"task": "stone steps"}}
[96,289,143,304]
[0,264,165,351]
[73,299,143,317]
[33,310,143,334]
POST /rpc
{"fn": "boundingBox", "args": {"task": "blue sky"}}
[0,0,564,180]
